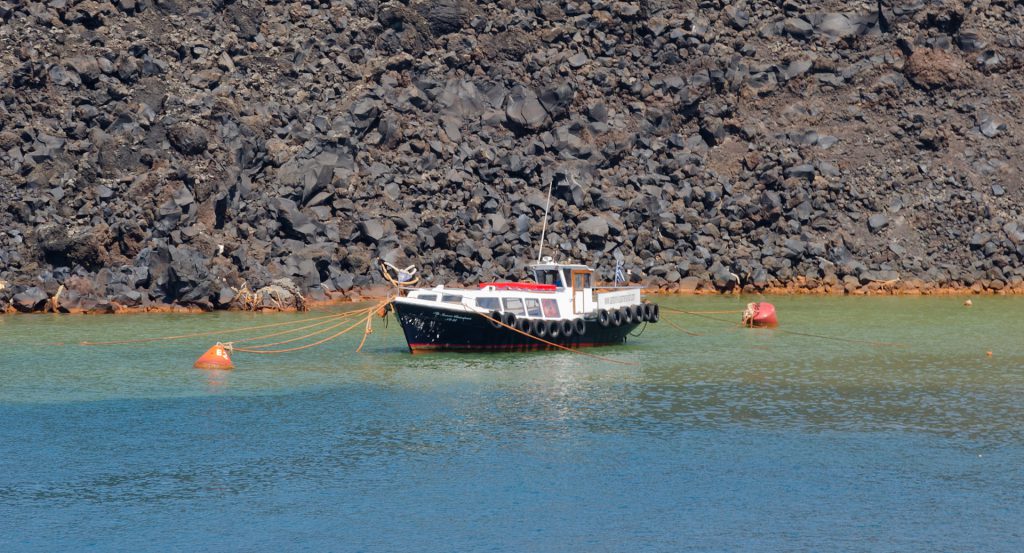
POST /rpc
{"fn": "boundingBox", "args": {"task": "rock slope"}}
[1,0,1023,312]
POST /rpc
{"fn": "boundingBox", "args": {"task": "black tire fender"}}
[489,310,503,328]
[547,319,561,339]
[650,304,660,323]
[597,309,610,327]
[502,312,517,328]
[561,319,574,337]
[610,308,623,327]
[533,319,548,338]
[574,318,586,336]
[621,307,633,325]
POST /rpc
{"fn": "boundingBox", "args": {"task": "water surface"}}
[1,296,1022,551]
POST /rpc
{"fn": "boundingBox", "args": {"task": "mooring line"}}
[78,306,374,346]
[231,301,388,354]
[233,314,366,350]
[232,317,368,354]
[661,306,905,347]
[230,307,373,345]
[473,310,638,366]
[660,317,702,337]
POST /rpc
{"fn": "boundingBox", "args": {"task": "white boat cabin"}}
[398,262,642,321]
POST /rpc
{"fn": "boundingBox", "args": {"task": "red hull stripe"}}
[477,282,557,292]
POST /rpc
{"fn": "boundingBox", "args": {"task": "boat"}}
[389,257,660,353]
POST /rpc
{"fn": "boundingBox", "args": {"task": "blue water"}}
[1,297,1022,551]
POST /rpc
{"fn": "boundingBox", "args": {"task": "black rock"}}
[784,164,816,181]
[13,287,48,312]
[538,83,574,121]
[416,0,466,36]
[168,123,209,156]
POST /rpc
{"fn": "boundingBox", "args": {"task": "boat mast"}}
[536,176,554,263]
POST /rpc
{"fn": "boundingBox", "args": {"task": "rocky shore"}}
[2,1,1023,314]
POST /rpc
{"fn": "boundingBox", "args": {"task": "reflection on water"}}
[0,297,1022,551]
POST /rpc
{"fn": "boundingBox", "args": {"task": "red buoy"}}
[194,343,234,370]
[742,302,778,327]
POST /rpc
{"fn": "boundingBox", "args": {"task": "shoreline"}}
[4,281,1021,316]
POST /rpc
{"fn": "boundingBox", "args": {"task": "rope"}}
[661,307,741,326]
[660,317,702,337]
[629,322,648,337]
[230,307,373,345]
[765,327,907,348]
[231,301,389,354]
[79,306,374,346]
[232,317,368,354]
[232,309,374,350]
[661,306,905,347]
[355,306,375,353]
[473,310,637,366]
[380,260,420,287]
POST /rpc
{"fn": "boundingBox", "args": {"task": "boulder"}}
[13,287,48,312]
[168,123,209,155]
[904,48,966,90]
[505,86,548,132]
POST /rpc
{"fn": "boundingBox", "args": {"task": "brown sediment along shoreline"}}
[3,279,1021,316]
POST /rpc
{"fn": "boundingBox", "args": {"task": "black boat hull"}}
[392,301,642,353]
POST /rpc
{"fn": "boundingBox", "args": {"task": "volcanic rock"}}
[168,123,209,156]
[12,287,48,313]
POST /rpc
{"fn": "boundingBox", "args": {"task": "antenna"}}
[536,176,554,263]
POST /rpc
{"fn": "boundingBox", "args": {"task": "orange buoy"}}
[742,302,778,327]
[194,342,234,370]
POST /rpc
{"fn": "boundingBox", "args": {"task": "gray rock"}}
[868,214,889,232]
[578,216,609,239]
[13,287,48,312]
[359,219,386,242]
[505,86,548,132]
[779,59,813,81]
[977,114,1005,138]
[783,17,814,39]
[815,14,856,41]
[567,52,588,68]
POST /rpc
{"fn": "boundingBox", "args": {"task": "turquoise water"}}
[1,297,1022,551]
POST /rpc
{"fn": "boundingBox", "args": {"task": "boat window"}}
[441,294,463,304]
[541,299,560,318]
[563,269,574,287]
[573,272,592,289]
[524,298,543,317]
[476,297,500,311]
[502,297,526,316]
[417,294,437,301]
[535,269,563,287]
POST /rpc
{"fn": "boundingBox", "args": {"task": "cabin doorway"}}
[571,270,593,314]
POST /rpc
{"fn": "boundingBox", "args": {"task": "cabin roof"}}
[529,263,592,271]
